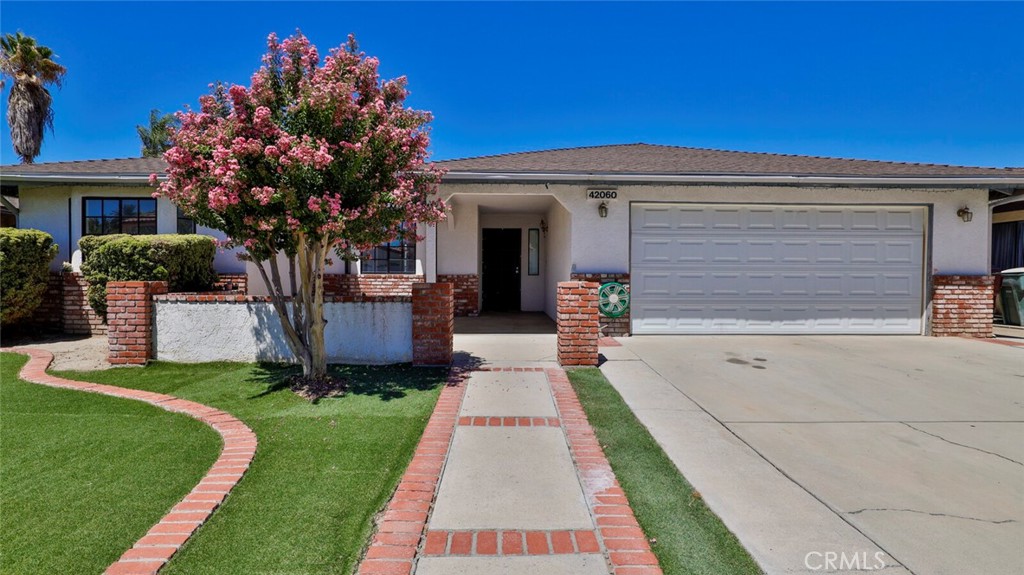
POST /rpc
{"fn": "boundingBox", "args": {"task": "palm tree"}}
[137,109,179,158]
[0,32,67,164]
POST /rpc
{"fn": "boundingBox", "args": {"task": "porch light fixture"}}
[540,218,549,238]
[956,206,973,223]
[598,202,609,218]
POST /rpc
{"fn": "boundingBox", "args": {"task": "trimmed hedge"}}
[0,228,59,325]
[78,234,130,261]
[80,234,216,317]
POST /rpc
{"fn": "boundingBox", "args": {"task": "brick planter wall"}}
[438,274,480,316]
[571,272,630,337]
[63,272,106,335]
[412,283,454,366]
[556,281,599,366]
[107,281,168,365]
[931,275,994,338]
[25,272,65,332]
[212,273,248,293]
[324,274,424,297]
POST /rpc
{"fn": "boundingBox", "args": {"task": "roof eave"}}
[441,171,1024,187]
[0,173,156,185]
[4,170,1022,189]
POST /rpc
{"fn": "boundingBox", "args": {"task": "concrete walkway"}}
[358,363,662,575]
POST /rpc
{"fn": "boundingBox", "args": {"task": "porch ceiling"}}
[449,193,558,214]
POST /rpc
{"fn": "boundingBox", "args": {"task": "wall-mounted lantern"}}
[598,202,609,218]
[956,206,973,223]
[540,218,549,237]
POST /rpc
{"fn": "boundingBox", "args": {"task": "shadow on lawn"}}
[245,362,449,403]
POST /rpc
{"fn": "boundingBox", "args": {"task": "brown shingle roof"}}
[0,157,166,176]
[2,145,1021,180]
[437,143,1023,177]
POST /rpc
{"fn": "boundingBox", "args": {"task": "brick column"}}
[557,281,600,366]
[107,281,168,365]
[931,275,994,338]
[412,282,454,366]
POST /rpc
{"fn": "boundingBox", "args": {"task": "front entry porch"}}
[435,192,572,320]
[455,312,555,335]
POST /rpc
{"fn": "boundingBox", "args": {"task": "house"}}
[3,143,1023,337]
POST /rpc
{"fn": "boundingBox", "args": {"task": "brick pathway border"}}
[421,529,601,556]
[356,364,663,575]
[357,367,469,574]
[2,347,257,575]
[547,367,664,575]
[969,336,1024,348]
[457,416,561,427]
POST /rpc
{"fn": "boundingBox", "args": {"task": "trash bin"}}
[996,268,1024,326]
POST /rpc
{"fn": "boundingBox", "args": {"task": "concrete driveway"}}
[600,336,1024,575]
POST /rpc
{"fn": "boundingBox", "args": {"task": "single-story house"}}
[3,143,1023,336]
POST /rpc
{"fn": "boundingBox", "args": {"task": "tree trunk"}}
[254,238,330,378]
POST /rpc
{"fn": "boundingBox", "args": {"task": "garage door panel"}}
[634,270,921,301]
[631,204,925,334]
[633,301,923,334]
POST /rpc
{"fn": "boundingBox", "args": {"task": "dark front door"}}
[482,228,521,312]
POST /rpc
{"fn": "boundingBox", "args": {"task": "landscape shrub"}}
[80,234,216,317]
[78,233,129,261]
[0,228,58,325]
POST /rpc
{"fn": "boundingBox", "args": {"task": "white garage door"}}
[630,204,926,334]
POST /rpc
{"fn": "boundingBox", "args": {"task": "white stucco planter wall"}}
[155,300,412,364]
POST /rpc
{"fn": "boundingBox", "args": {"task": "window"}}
[362,234,417,274]
[84,198,157,235]
[528,228,540,275]
[177,207,196,234]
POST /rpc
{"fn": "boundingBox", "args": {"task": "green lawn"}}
[0,352,221,575]
[54,360,446,575]
[566,367,762,575]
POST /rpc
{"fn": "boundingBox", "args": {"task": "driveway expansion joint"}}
[2,346,257,575]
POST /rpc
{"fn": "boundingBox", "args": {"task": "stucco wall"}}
[439,182,992,277]
[17,184,245,273]
[437,200,479,275]
[544,199,573,319]
[17,186,72,267]
[154,300,412,364]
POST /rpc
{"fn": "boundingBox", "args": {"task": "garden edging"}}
[1,347,257,575]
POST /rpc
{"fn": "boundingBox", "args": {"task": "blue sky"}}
[2,1,1022,167]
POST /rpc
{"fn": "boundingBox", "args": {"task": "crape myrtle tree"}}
[154,32,446,380]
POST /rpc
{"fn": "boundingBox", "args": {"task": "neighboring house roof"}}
[2,144,1022,186]
[0,157,166,182]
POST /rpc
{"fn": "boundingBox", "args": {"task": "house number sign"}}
[587,189,618,201]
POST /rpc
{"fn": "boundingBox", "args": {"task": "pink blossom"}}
[153,29,446,266]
